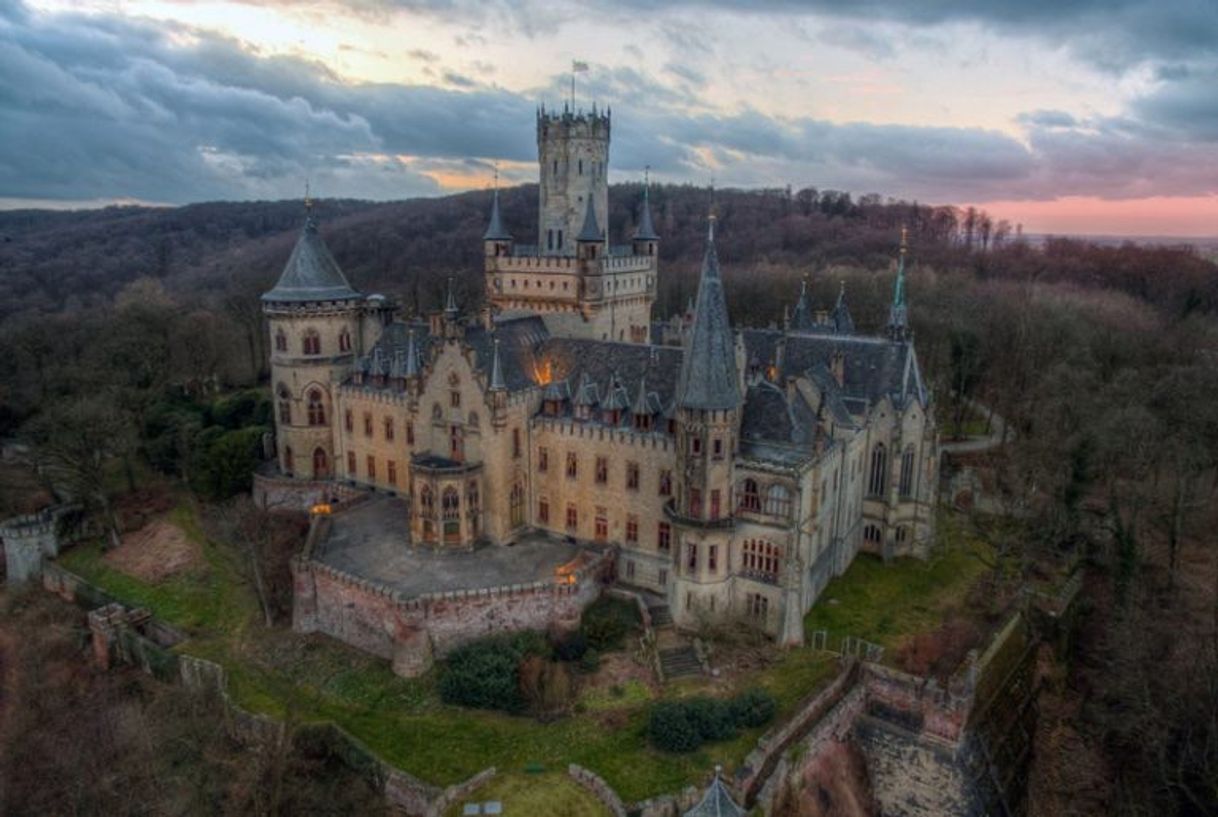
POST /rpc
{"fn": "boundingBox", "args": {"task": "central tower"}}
[537,105,610,255]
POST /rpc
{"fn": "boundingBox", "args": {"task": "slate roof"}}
[684,771,745,817]
[676,222,741,410]
[483,189,512,241]
[739,381,820,467]
[539,339,684,413]
[577,195,602,242]
[633,188,660,241]
[262,217,361,303]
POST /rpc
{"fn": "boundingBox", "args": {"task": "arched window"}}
[864,524,883,545]
[419,485,434,514]
[895,526,909,545]
[468,411,480,430]
[510,482,524,527]
[740,479,760,512]
[742,540,781,583]
[442,487,460,521]
[765,484,792,517]
[899,445,916,499]
[312,447,329,478]
[868,444,887,496]
[283,445,294,474]
[302,329,321,356]
[275,329,287,352]
[306,389,326,426]
[467,480,480,510]
[276,384,291,425]
[338,328,351,352]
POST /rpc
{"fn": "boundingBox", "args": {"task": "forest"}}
[1,184,1217,816]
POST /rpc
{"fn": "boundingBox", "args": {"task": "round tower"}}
[262,209,363,480]
[537,105,610,255]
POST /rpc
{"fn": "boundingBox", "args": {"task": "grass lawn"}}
[804,513,995,654]
[55,499,841,802]
[443,772,610,817]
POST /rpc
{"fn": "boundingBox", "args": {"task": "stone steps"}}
[649,605,673,628]
[659,646,701,679]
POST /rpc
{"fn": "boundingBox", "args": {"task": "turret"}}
[831,280,855,335]
[632,184,660,257]
[483,188,512,258]
[575,194,603,261]
[887,226,911,342]
[537,105,610,255]
[261,203,362,480]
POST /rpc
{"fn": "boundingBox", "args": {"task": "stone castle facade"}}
[263,107,938,645]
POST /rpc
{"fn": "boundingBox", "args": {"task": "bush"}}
[647,688,778,752]
[578,648,601,674]
[580,596,640,651]
[438,632,549,713]
[552,630,588,662]
[191,426,266,499]
[519,655,575,721]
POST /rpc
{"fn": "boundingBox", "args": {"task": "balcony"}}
[662,499,735,530]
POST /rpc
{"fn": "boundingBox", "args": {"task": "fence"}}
[808,629,885,662]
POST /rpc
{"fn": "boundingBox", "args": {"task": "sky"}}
[1,0,1217,235]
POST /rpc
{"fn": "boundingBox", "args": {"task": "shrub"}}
[519,655,575,721]
[686,697,737,742]
[438,632,549,713]
[730,688,777,729]
[648,701,702,752]
[578,648,601,674]
[552,630,588,662]
[580,596,640,651]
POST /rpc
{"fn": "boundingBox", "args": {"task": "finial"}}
[445,276,458,314]
[644,164,650,189]
[493,162,499,190]
[900,224,909,256]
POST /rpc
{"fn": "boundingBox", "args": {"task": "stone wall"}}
[253,472,366,512]
[427,767,497,817]
[568,764,627,817]
[1,504,81,582]
[292,547,611,677]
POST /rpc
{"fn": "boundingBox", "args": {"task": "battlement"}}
[537,106,611,142]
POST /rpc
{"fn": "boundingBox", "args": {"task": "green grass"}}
[443,772,610,817]
[804,515,993,653]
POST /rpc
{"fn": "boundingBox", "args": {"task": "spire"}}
[788,274,815,333]
[489,337,506,391]
[483,188,511,241]
[631,375,652,416]
[576,193,602,242]
[444,277,458,317]
[675,216,741,410]
[633,171,659,241]
[831,279,855,335]
[404,329,420,378]
[888,226,910,341]
[262,206,360,303]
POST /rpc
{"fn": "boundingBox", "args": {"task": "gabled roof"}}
[262,216,360,303]
[676,220,741,410]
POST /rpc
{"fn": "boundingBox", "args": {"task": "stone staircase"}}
[659,645,702,679]
[648,602,673,628]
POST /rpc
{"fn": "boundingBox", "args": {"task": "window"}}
[387,459,397,486]
[712,437,723,459]
[658,470,672,496]
[344,409,353,433]
[708,544,718,573]
[432,403,443,421]
[748,593,769,621]
[312,448,328,478]
[566,452,578,479]
[765,484,792,517]
[595,509,608,541]
[710,490,721,521]
[306,389,326,426]
[278,396,292,425]
[578,158,583,175]
[595,457,608,484]
[283,446,294,473]
[865,524,883,545]
[690,435,702,455]
[896,526,909,544]
[347,451,356,475]
[688,487,702,518]
[384,416,394,441]
[869,444,888,496]
[363,412,373,437]
[366,454,376,479]
[659,568,668,586]
[743,539,781,583]
[510,482,524,527]
[626,515,638,543]
[449,425,464,460]
[302,330,321,355]
[658,522,671,552]
[513,428,522,459]
[451,390,461,408]
[538,447,549,472]
[467,481,479,511]
[686,542,698,571]
[442,488,460,520]
[740,479,760,511]
[420,485,434,514]
[468,411,480,430]
[899,445,916,498]
[625,561,635,580]
[275,330,287,352]
[406,422,415,445]
[566,504,578,532]
[538,498,550,524]
[557,230,563,250]
[626,462,639,490]
[339,328,351,352]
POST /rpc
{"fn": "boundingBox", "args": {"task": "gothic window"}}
[565,503,578,532]
[275,330,287,352]
[557,230,563,249]
[595,508,608,541]
[277,385,291,425]
[712,437,723,459]
[547,230,553,251]
[313,448,328,478]
[384,416,394,441]
[306,389,326,426]
[450,425,463,461]
[442,487,460,521]
[740,479,761,512]
[387,459,397,485]
[896,526,909,545]
[690,435,702,455]
[743,540,781,583]
[710,490,721,520]
[366,455,375,479]
[406,422,415,445]
[538,447,549,472]
[864,524,882,545]
[657,522,671,552]
[283,446,294,474]
[748,593,769,621]
[363,412,373,437]
[868,444,888,496]
[658,470,672,496]
[595,456,608,484]
[510,482,525,527]
[302,330,321,356]
[708,544,718,573]
[899,445,916,498]
[420,485,434,514]
[626,462,639,490]
[765,484,792,518]
[451,390,461,408]
[538,497,550,524]
[338,328,351,352]
[686,542,698,572]
[344,409,353,433]
[566,452,578,479]
[347,451,356,475]
[688,487,702,518]
[467,480,479,511]
[578,158,583,175]
[626,515,638,543]
[513,428,522,459]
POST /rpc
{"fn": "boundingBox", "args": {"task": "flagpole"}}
[570,61,575,110]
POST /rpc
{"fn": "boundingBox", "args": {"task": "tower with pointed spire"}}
[887,226,911,342]
[483,104,658,344]
[262,200,364,480]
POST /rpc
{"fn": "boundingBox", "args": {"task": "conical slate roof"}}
[684,769,745,817]
[262,216,360,303]
[888,228,909,339]
[789,277,816,332]
[675,220,741,410]
[483,189,511,241]
[832,281,855,335]
[633,187,659,241]
[489,338,506,391]
[577,195,602,242]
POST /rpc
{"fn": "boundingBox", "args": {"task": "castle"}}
[262,106,937,651]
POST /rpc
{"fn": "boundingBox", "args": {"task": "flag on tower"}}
[572,60,589,72]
